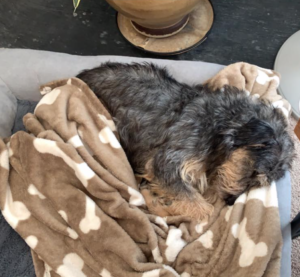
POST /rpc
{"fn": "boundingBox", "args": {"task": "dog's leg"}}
[141,182,213,220]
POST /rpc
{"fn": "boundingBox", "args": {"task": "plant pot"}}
[105,0,200,38]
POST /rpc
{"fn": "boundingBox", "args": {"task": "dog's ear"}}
[215,148,250,203]
[180,158,207,194]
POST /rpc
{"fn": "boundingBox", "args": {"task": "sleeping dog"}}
[78,62,294,219]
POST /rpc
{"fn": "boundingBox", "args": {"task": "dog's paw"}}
[171,195,214,220]
[141,187,172,217]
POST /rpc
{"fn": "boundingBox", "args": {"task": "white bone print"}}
[0,149,9,170]
[57,253,86,277]
[33,139,95,187]
[231,218,267,267]
[197,230,213,249]
[28,184,46,199]
[98,114,116,131]
[99,127,121,149]
[165,228,187,262]
[128,187,145,206]
[2,185,31,228]
[79,196,101,234]
[35,88,61,113]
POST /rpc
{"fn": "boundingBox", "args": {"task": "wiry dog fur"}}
[77,62,294,219]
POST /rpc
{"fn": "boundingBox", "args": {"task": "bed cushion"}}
[0,49,292,277]
[0,79,17,138]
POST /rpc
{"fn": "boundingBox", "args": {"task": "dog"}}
[77,62,294,219]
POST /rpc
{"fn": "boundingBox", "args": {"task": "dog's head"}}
[210,103,295,205]
[179,88,294,206]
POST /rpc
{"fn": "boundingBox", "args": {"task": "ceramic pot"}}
[105,0,200,37]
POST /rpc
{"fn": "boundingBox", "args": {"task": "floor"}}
[0,0,300,68]
[0,0,300,276]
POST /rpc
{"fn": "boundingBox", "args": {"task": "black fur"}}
[77,62,294,205]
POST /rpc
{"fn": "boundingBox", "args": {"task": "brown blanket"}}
[0,62,288,277]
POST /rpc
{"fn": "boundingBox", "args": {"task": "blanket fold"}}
[0,62,287,277]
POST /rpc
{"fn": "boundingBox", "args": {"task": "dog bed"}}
[0,49,292,277]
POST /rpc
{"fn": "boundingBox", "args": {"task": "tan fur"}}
[136,158,155,182]
[215,149,251,198]
[141,183,213,220]
[139,158,213,219]
[215,148,271,199]
[171,194,214,220]
[180,159,207,194]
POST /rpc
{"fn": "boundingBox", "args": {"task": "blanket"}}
[0,62,289,277]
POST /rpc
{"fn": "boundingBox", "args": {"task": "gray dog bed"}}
[0,49,292,277]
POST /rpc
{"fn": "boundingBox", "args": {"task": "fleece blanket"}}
[0,62,289,277]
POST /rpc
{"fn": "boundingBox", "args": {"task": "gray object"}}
[0,49,292,277]
[274,30,300,119]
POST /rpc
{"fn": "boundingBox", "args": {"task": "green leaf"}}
[73,0,81,12]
